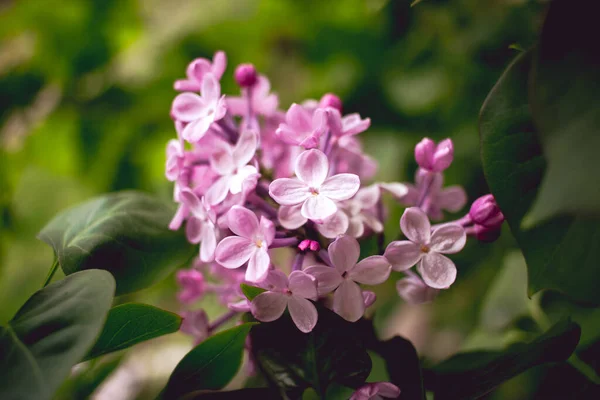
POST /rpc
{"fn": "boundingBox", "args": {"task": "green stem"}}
[43,258,59,288]
[569,353,600,384]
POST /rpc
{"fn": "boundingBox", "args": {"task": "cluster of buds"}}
[166,51,504,349]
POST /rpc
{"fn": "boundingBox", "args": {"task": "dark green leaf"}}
[0,270,115,400]
[163,323,255,399]
[38,191,195,295]
[425,320,581,400]
[479,50,600,304]
[178,388,279,400]
[85,303,182,361]
[56,355,124,400]
[525,0,600,224]
[249,306,371,398]
[240,284,266,301]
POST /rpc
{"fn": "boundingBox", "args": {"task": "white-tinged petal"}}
[301,195,337,220]
[269,178,310,205]
[346,217,364,238]
[179,188,203,216]
[288,296,318,333]
[429,224,466,254]
[400,207,431,244]
[215,236,255,269]
[317,210,349,238]
[262,269,289,290]
[210,144,235,175]
[303,265,343,295]
[349,256,391,285]
[246,248,270,282]
[384,241,422,271]
[354,184,380,208]
[278,204,308,229]
[418,252,457,289]
[233,129,258,168]
[319,174,360,201]
[185,217,203,244]
[251,292,288,322]
[288,271,318,300]
[199,224,216,262]
[259,216,275,246]
[295,149,329,187]
[230,165,258,194]
[201,73,221,102]
[328,235,360,274]
[378,182,410,200]
[205,176,230,205]
[172,93,204,122]
[438,185,467,212]
[227,205,259,239]
[182,117,212,143]
[333,280,365,322]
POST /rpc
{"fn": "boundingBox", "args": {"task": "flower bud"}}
[474,224,501,243]
[234,63,258,87]
[414,137,454,172]
[298,239,311,251]
[319,93,343,113]
[362,291,377,308]
[309,240,320,252]
[469,194,504,228]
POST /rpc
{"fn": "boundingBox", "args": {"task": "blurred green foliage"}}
[2,0,596,399]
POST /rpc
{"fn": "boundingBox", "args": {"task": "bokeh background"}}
[3,0,593,399]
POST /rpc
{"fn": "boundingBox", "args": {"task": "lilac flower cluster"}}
[166,51,504,349]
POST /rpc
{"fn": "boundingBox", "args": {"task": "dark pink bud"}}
[470,194,504,228]
[363,291,376,308]
[414,137,454,172]
[309,240,320,252]
[234,63,258,87]
[319,93,343,113]
[298,239,311,251]
[474,224,501,243]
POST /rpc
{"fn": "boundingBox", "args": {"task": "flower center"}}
[309,187,319,196]
[255,239,264,248]
[207,108,214,116]
[420,244,430,253]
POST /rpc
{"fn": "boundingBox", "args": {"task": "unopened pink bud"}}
[474,224,501,243]
[298,239,311,251]
[469,194,504,228]
[309,240,320,252]
[363,291,377,308]
[414,137,454,172]
[319,93,343,112]
[234,63,258,87]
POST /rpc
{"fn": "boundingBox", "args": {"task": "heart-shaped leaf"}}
[249,306,372,398]
[85,303,182,361]
[163,323,255,399]
[38,191,195,295]
[0,270,115,400]
[425,320,581,400]
[479,50,600,305]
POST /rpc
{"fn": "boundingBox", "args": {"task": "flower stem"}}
[318,249,334,268]
[43,258,59,288]
[271,237,300,248]
[292,252,305,272]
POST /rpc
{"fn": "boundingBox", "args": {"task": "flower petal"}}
[171,93,204,122]
[384,241,422,271]
[378,182,409,200]
[288,296,318,333]
[269,178,310,205]
[185,217,203,244]
[438,185,467,212]
[262,269,288,290]
[429,224,466,254]
[400,207,431,244]
[179,188,203,216]
[396,272,439,304]
[341,113,370,136]
[182,117,212,143]
[205,175,230,205]
[328,235,360,274]
[229,165,258,194]
[288,271,318,300]
[259,216,275,246]
[301,194,337,220]
[251,292,288,322]
[319,174,360,201]
[227,205,259,239]
[286,103,313,132]
[199,224,216,262]
[201,73,221,101]
[212,51,227,79]
[246,248,270,282]
[215,236,255,269]
[418,253,457,289]
[278,204,308,229]
[316,209,349,238]
[233,129,258,168]
[349,255,391,285]
[333,280,364,322]
[295,149,329,187]
[209,142,235,175]
[354,184,380,208]
[303,265,343,295]
[345,217,364,238]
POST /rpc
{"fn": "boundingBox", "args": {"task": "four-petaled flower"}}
[179,188,218,262]
[269,149,360,220]
[215,205,275,282]
[174,51,227,92]
[305,235,391,322]
[384,207,466,289]
[276,103,328,149]
[251,270,318,333]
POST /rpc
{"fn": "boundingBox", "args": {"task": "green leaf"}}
[85,303,182,361]
[249,306,372,398]
[525,0,600,224]
[177,388,279,399]
[240,284,266,301]
[38,191,195,295]
[479,50,600,305]
[163,323,255,399]
[0,270,115,400]
[425,320,581,400]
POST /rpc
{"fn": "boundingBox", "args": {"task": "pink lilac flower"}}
[414,137,454,172]
[396,271,439,304]
[277,202,349,238]
[350,382,401,400]
[178,188,218,262]
[215,205,275,282]
[171,73,227,143]
[176,269,206,304]
[174,51,227,92]
[226,75,279,117]
[269,149,360,220]
[205,129,259,205]
[250,270,318,333]
[469,194,504,228]
[384,207,466,289]
[165,139,184,182]
[319,93,343,112]
[305,235,391,322]
[326,108,371,138]
[276,103,328,149]
[341,184,383,238]
[180,309,210,345]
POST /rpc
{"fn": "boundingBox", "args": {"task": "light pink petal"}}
[316,209,349,238]
[209,142,235,175]
[333,280,364,322]
[301,195,337,220]
[341,113,371,136]
[319,174,360,201]
[303,265,343,295]
[201,73,220,102]
[212,51,227,79]
[233,129,258,168]
[269,178,310,205]
[259,216,275,246]
[227,205,259,239]
[256,93,279,116]
[362,212,384,233]
[215,236,255,269]
[400,207,431,244]
[225,97,246,116]
[251,292,288,322]
[185,217,203,244]
[438,186,467,212]
[205,176,230,205]
[432,138,453,172]
[182,117,212,143]
[415,138,435,170]
[288,271,318,300]
[179,188,203,216]
[199,224,216,262]
[278,204,307,229]
[346,217,364,238]
[384,240,422,271]
[169,203,188,230]
[295,149,329,187]
[246,248,270,282]
[174,79,200,92]
[325,108,343,136]
[286,103,313,132]
[379,182,409,200]
[262,269,288,291]
[362,291,377,308]
[228,299,251,313]
[349,255,391,285]
[172,93,204,122]
[418,252,457,289]
[328,235,360,274]
[229,165,258,194]
[276,124,303,146]
[187,58,211,82]
[354,184,380,208]
[429,224,466,254]
[374,382,401,398]
[288,296,318,333]
[396,273,439,304]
